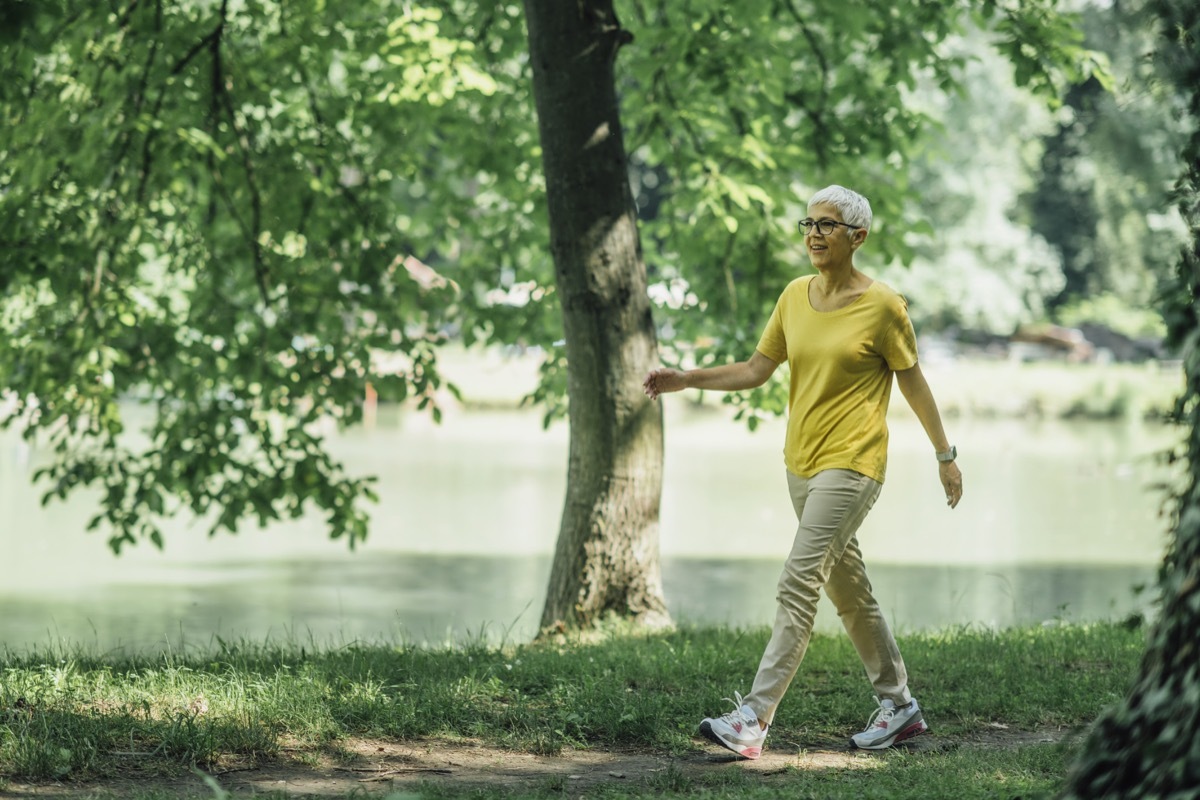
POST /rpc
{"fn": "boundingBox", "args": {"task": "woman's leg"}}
[824,536,911,706]
[744,469,882,726]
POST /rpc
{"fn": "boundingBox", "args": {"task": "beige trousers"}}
[745,469,911,726]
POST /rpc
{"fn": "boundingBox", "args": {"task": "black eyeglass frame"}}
[798,218,863,236]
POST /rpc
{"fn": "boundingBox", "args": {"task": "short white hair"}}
[808,185,872,230]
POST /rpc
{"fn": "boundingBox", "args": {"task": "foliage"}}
[618,0,1102,399]
[1060,0,1200,795]
[0,0,527,551]
[1025,0,1189,314]
[0,0,1099,550]
[873,37,1068,335]
[872,0,1190,339]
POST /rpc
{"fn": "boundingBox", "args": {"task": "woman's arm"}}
[643,351,779,400]
[895,362,963,508]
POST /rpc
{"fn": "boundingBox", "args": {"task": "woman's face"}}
[805,202,863,269]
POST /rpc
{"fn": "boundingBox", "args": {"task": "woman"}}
[642,185,963,757]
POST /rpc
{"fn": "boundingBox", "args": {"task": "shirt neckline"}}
[804,275,877,315]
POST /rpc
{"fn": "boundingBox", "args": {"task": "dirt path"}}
[2,728,1074,798]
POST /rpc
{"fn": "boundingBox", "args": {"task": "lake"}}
[0,393,1181,654]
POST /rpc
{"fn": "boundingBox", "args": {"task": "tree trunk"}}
[1061,3,1200,796]
[522,0,671,632]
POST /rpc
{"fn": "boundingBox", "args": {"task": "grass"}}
[0,621,1146,798]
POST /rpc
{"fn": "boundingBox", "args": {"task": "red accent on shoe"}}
[732,722,743,733]
[740,746,762,759]
[893,720,929,744]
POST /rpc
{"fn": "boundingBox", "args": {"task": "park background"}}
[0,0,1192,654]
[2,0,1200,797]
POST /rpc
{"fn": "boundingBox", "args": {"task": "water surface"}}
[0,398,1177,652]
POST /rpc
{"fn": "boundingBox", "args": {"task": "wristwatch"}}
[936,445,957,463]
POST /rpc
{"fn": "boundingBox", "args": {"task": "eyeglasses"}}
[799,218,862,236]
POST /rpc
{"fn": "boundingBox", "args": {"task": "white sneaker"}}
[850,696,929,750]
[699,692,767,759]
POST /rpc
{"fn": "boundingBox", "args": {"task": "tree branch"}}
[172,23,223,77]
[208,0,271,309]
[719,223,739,315]
[116,0,142,30]
[133,0,223,206]
[780,0,831,167]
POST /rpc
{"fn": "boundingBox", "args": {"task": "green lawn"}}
[0,621,1145,798]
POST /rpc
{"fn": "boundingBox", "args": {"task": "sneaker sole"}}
[699,720,763,760]
[849,718,929,751]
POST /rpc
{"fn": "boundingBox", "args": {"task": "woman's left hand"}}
[939,461,963,509]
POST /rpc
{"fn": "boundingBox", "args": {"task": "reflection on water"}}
[0,397,1180,654]
[0,554,1156,654]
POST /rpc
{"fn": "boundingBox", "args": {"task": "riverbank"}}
[437,345,1183,421]
[0,621,1144,798]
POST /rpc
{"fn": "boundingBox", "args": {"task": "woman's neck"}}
[814,262,858,293]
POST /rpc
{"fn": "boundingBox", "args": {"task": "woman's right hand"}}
[643,368,687,400]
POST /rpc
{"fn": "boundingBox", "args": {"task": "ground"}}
[1,728,1071,798]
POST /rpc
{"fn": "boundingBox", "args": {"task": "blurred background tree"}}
[1026,0,1188,332]
[873,0,1187,340]
[1061,0,1200,795]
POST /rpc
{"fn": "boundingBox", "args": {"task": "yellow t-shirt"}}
[755,275,918,483]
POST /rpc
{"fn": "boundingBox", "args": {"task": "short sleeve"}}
[879,297,918,371]
[755,300,787,364]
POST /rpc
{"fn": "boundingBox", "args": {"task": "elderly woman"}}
[643,185,963,757]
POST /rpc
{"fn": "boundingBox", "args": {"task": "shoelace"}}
[719,691,757,728]
[863,696,895,731]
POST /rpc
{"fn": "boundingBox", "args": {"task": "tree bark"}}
[1061,2,1200,796]
[522,0,671,632]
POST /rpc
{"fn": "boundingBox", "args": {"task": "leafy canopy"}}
[0,0,1095,550]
